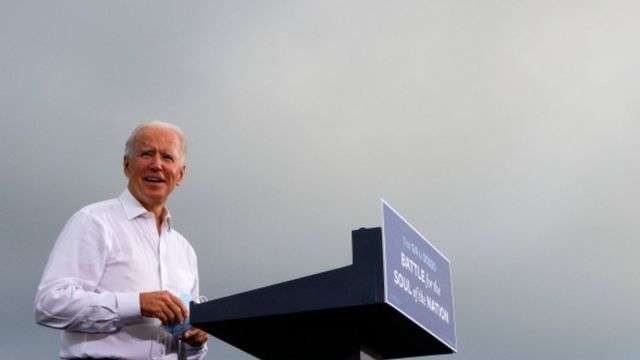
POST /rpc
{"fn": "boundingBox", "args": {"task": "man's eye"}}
[141,152,152,157]
[162,155,174,161]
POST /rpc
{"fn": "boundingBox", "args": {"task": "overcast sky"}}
[2,1,640,359]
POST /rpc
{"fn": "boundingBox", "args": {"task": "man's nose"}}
[150,155,163,170]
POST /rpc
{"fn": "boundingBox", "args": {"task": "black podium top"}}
[191,227,455,359]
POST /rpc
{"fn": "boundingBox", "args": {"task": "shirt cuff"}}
[183,341,207,357]
[114,292,141,319]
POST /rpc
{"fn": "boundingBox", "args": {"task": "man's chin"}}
[141,182,169,193]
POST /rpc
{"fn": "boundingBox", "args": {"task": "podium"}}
[191,202,457,359]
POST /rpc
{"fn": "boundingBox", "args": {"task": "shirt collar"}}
[119,188,173,232]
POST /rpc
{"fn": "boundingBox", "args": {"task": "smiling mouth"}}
[144,177,165,183]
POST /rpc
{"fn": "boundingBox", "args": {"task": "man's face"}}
[124,126,186,211]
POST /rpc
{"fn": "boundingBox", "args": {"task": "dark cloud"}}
[2,1,639,358]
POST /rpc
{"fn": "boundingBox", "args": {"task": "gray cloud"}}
[2,1,639,359]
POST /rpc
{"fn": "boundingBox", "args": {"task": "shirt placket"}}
[158,225,168,290]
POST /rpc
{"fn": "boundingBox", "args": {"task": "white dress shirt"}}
[35,189,207,360]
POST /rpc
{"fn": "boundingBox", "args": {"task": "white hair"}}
[124,121,187,162]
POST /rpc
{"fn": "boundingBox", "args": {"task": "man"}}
[35,122,208,359]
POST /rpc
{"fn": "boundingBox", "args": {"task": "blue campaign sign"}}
[382,201,457,351]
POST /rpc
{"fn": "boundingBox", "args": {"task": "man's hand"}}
[180,327,209,347]
[140,291,188,325]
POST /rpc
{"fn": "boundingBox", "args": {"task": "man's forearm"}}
[35,282,140,333]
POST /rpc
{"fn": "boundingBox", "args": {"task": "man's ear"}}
[177,164,186,186]
[123,155,130,177]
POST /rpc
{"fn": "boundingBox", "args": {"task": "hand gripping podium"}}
[191,202,457,359]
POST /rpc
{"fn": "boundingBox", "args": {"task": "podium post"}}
[351,348,381,360]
